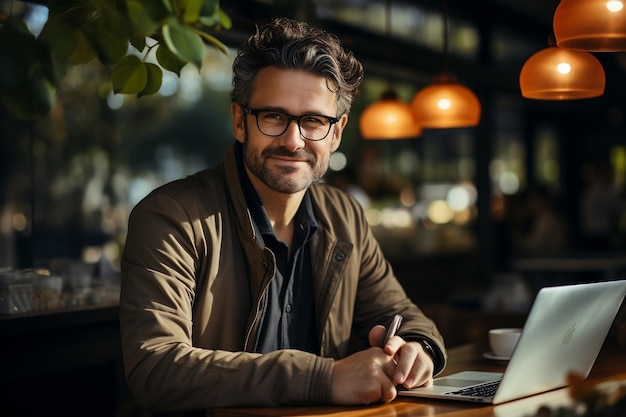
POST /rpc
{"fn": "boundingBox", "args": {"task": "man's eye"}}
[262,112,286,121]
[302,116,325,125]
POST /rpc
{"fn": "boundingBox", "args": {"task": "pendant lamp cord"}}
[385,0,392,87]
[442,0,449,73]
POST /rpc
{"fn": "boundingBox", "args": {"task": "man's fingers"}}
[393,342,435,388]
[368,324,388,348]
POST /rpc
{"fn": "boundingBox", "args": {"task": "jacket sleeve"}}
[347,194,448,375]
[120,190,333,411]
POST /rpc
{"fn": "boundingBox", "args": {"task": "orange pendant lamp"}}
[410,73,481,128]
[359,0,421,140]
[554,0,626,51]
[360,90,422,139]
[519,41,606,100]
[410,0,481,128]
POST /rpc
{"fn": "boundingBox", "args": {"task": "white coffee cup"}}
[489,328,522,358]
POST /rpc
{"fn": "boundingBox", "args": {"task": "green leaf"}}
[66,27,97,65]
[126,0,160,35]
[129,34,147,53]
[200,0,219,15]
[139,63,163,96]
[30,69,57,113]
[173,0,203,24]
[160,0,174,14]
[0,22,57,92]
[198,14,218,27]
[217,9,232,30]
[198,7,231,30]
[162,17,204,67]
[38,13,77,60]
[111,55,148,94]
[197,30,228,55]
[4,17,31,35]
[2,47,58,120]
[0,23,34,88]
[85,18,129,65]
[83,1,131,64]
[155,42,187,75]
[47,0,83,16]
[1,67,57,121]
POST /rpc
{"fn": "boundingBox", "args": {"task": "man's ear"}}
[330,114,348,152]
[231,102,245,144]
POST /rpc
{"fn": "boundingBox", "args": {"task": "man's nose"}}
[277,119,305,151]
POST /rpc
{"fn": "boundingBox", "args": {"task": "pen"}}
[383,314,403,345]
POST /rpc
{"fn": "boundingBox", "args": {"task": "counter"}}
[0,303,124,416]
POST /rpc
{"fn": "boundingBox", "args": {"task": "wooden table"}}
[209,342,626,417]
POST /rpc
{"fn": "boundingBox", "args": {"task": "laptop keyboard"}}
[448,380,500,397]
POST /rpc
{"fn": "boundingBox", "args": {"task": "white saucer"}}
[483,352,511,361]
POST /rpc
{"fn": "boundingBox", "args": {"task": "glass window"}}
[491,94,526,196]
[491,25,541,69]
[313,0,479,59]
[533,125,561,192]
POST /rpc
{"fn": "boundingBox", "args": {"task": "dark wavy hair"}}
[231,17,364,116]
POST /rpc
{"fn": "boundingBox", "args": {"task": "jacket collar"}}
[219,142,261,247]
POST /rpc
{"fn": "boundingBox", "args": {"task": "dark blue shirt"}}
[235,144,320,354]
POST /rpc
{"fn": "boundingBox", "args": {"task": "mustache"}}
[262,147,316,163]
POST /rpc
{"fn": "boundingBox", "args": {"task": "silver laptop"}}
[399,279,626,404]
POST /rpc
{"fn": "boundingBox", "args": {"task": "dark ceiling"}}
[221,1,563,55]
[493,0,560,26]
[220,0,626,113]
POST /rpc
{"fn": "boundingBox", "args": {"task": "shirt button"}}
[285,304,292,313]
[335,252,345,261]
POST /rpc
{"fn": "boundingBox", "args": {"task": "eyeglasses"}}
[241,106,340,141]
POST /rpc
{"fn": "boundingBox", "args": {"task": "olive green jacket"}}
[119,143,446,414]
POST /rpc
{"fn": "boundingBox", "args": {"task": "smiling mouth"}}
[271,156,307,163]
[263,148,314,164]
[269,158,311,173]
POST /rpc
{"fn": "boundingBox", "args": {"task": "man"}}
[119,17,446,414]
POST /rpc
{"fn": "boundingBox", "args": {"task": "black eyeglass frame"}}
[240,105,340,141]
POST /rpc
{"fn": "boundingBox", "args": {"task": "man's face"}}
[231,67,348,195]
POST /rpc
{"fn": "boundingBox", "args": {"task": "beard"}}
[242,132,330,194]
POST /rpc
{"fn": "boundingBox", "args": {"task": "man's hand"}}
[329,325,435,405]
[370,324,435,389]
[330,346,398,405]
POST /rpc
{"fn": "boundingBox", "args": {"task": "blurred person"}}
[579,161,621,251]
[511,185,569,257]
[119,17,446,416]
